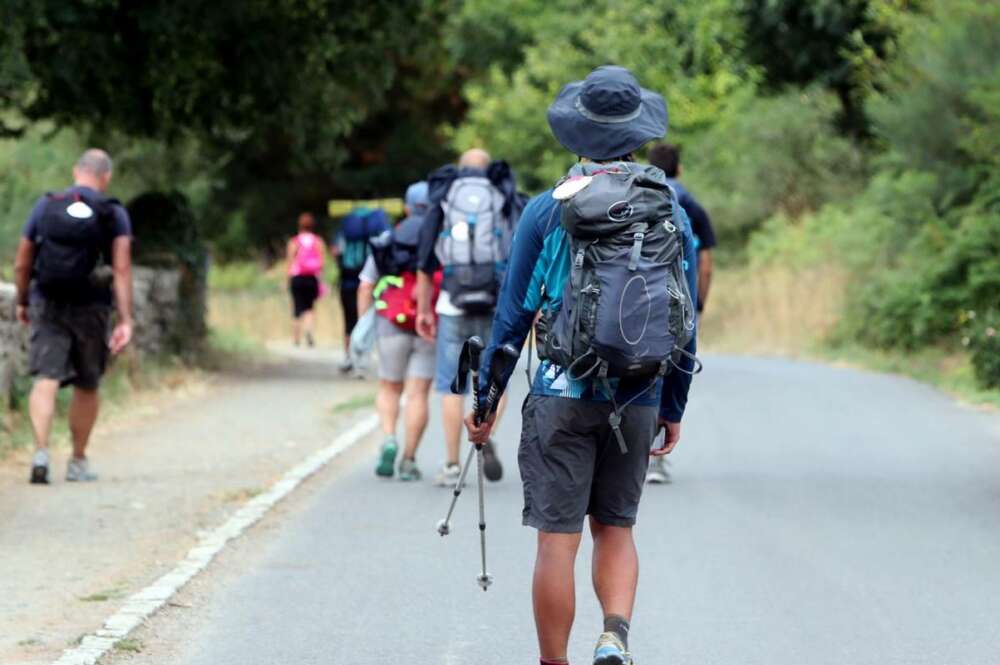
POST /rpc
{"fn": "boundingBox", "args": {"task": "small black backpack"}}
[32,191,118,299]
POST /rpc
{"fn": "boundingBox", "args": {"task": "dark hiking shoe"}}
[482,439,503,482]
[30,449,50,485]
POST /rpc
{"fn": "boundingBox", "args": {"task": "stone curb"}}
[49,412,379,665]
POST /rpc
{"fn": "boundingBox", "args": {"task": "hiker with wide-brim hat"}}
[464,65,700,665]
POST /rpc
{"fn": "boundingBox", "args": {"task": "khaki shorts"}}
[375,318,435,382]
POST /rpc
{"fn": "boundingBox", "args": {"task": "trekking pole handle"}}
[482,344,520,419]
[467,336,485,425]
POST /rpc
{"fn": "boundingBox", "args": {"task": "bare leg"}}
[28,379,60,450]
[376,380,403,438]
[402,377,431,459]
[441,393,464,465]
[590,518,639,621]
[291,316,302,345]
[301,309,316,341]
[534,530,583,661]
[68,387,100,459]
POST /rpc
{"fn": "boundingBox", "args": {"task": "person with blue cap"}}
[357,181,438,481]
[464,66,699,665]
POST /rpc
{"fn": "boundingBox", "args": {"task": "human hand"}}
[464,410,496,445]
[109,320,133,355]
[416,312,437,342]
[650,419,681,456]
[16,304,29,326]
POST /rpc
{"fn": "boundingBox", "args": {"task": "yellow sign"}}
[328,198,405,218]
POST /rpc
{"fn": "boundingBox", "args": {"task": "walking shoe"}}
[376,437,398,478]
[593,631,633,665]
[482,439,503,482]
[645,456,671,484]
[30,449,50,485]
[305,331,315,348]
[66,457,98,482]
[338,358,353,374]
[398,457,422,482]
[434,462,462,487]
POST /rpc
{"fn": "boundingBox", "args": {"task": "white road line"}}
[50,413,379,665]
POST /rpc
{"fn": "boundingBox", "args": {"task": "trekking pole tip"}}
[477,573,494,591]
[436,519,451,537]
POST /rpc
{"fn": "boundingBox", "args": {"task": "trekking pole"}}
[436,336,485,538]
[474,343,521,591]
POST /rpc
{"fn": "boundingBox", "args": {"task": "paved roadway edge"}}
[48,412,379,665]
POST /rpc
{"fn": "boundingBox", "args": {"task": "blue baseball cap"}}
[405,181,429,212]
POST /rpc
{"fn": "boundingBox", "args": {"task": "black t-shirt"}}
[666,178,716,252]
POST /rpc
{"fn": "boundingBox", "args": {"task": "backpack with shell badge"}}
[537,162,699,453]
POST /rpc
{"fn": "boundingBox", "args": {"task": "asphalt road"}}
[111,355,1000,665]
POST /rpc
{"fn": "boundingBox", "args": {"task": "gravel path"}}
[0,348,375,665]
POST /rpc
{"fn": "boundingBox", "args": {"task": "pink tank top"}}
[289,233,324,276]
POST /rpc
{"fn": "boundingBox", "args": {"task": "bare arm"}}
[109,236,133,354]
[13,238,34,324]
[357,281,375,318]
[286,238,297,266]
[415,271,436,341]
[697,248,713,313]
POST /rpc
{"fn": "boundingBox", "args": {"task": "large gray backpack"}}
[436,176,512,313]
[538,162,697,449]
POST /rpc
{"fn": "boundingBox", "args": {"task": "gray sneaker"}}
[398,458,422,482]
[30,449,50,485]
[646,456,671,484]
[66,457,98,482]
[434,462,461,488]
[593,631,633,665]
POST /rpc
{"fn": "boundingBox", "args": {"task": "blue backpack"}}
[338,208,389,284]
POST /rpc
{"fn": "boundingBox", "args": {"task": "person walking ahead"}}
[13,149,133,484]
[645,142,717,485]
[465,67,698,665]
[358,182,438,481]
[287,212,326,347]
[415,148,522,487]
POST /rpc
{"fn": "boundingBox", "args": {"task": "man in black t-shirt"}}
[649,143,716,314]
[647,143,716,486]
[13,149,134,485]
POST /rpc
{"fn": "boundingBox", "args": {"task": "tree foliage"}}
[2,0,463,253]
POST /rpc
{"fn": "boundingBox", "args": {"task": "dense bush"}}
[745,0,1000,389]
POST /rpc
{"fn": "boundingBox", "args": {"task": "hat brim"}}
[547,81,668,161]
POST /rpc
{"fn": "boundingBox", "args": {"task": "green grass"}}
[819,344,1000,410]
[331,392,377,414]
[208,261,284,295]
[0,329,262,458]
[78,585,127,603]
[222,486,265,503]
[113,638,143,653]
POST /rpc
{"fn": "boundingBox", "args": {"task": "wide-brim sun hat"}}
[547,65,668,161]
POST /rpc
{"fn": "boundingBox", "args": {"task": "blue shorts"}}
[434,313,495,394]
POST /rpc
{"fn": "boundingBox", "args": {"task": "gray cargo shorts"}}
[29,301,111,389]
[518,394,657,533]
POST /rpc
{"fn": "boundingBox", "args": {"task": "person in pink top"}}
[287,212,326,346]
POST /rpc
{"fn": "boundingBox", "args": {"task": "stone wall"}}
[0,266,183,407]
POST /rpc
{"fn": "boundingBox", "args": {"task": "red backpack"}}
[374,270,442,332]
